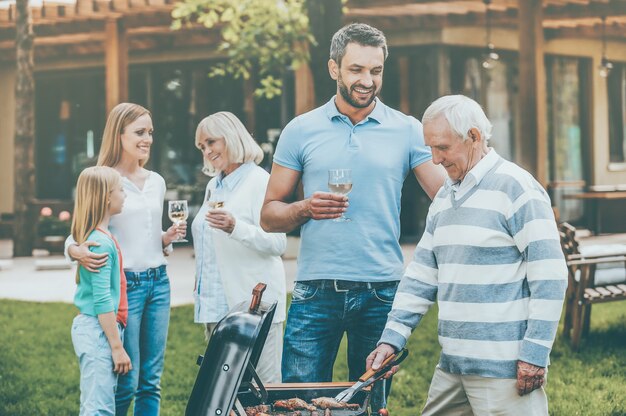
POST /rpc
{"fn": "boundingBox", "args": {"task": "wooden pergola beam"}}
[347,0,626,15]
[544,1,626,20]
[105,17,128,113]
[545,22,626,39]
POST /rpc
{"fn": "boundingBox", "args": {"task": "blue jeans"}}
[71,314,124,416]
[116,266,170,416]
[282,280,398,411]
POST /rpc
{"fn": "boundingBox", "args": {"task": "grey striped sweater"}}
[379,152,568,378]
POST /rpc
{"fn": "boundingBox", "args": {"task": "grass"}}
[0,299,625,415]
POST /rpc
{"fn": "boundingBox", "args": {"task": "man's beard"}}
[337,75,378,109]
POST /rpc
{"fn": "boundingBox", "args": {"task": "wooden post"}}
[305,0,342,106]
[105,17,128,113]
[436,47,451,96]
[294,62,315,116]
[398,56,410,115]
[13,0,37,256]
[243,76,256,136]
[518,0,547,184]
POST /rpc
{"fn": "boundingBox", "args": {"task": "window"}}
[449,48,517,161]
[35,70,106,199]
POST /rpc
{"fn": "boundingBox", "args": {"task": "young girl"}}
[70,166,130,416]
[66,103,183,415]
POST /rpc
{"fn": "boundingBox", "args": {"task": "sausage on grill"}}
[273,398,316,411]
[311,398,360,410]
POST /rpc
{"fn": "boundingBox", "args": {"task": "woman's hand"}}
[206,209,236,234]
[163,221,187,246]
[68,241,108,272]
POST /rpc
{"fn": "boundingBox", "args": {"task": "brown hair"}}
[97,103,151,167]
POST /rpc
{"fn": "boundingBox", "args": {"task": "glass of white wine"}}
[206,188,225,209]
[168,200,188,243]
[328,168,352,222]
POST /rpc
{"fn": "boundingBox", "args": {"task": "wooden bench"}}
[559,222,626,350]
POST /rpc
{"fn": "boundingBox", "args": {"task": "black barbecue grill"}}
[186,284,372,416]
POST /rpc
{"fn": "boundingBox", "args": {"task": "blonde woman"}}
[65,103,185,415]
[192,111,287,382]
[70,166,130,415]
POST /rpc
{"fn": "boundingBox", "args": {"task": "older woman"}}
[192,111,287,383]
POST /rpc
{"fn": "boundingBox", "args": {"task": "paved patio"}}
[0,238,417,306]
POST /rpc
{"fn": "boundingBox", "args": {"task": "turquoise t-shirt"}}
[73,229,121,316]
[273,97,432,282]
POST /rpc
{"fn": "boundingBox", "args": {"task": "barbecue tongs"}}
[334,348,409,403]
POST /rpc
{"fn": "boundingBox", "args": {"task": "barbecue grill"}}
[186,284,372,416]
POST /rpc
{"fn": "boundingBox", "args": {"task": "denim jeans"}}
[116,266,170,416]
[71,314,124,416]
[282,280,398,412]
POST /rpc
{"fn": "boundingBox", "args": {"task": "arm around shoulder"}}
[65,234,108,273]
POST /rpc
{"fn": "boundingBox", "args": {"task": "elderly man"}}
[367,95,567,415]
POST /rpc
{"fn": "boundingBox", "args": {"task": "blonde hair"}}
[195,112,264,176]
[71,166,121,283]
[97,103,151,167]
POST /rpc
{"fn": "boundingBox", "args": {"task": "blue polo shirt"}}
[273,97,432,282]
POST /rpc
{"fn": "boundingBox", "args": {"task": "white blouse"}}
[192,164,287,323]
[66,171,169,272]
[110,172,169,271]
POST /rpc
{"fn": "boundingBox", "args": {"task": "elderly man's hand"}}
[366,343,399,379]
[516,360,545,396]
[305,191,348,220]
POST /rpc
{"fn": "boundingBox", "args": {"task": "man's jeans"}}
[116,266,170,416]
[282,280,398,411]
[71,314,124,416]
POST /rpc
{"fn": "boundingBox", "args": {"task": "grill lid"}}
[186,283,277,416]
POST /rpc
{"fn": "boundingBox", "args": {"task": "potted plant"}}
[37,207,71,253]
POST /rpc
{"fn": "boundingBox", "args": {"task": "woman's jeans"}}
[116,266,170,416]
[71,314,124,416]
[282,280,398,412]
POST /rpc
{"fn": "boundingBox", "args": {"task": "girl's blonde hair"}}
[71,166,121,283]
[195,111,264,176]
[97,103,151,167]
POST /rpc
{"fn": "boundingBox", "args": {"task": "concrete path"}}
[0,239,416,306]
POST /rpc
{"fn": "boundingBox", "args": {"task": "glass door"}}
[546,56,590,224]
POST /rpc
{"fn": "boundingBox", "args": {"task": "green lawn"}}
[0,299,625,415]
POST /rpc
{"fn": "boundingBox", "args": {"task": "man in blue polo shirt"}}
[260,23,445,410]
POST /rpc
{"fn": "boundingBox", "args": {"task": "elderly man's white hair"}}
[422,95,492,144]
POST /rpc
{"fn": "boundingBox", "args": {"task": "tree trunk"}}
[306,0,343,106]
[13,0,36,257]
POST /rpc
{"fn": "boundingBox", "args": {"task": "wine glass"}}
[206,188,225,209]
[328,168,352,222]
[168,200,188,243]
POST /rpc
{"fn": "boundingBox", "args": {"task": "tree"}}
[305,0,343,106]
[172,0,315,100]
[13,0,36,257]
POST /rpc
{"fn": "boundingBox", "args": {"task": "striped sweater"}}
[379,151,568,379]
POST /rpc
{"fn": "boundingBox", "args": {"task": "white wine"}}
[169,211,187,222]
[208,201,224,209]
[329,183,352,195]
